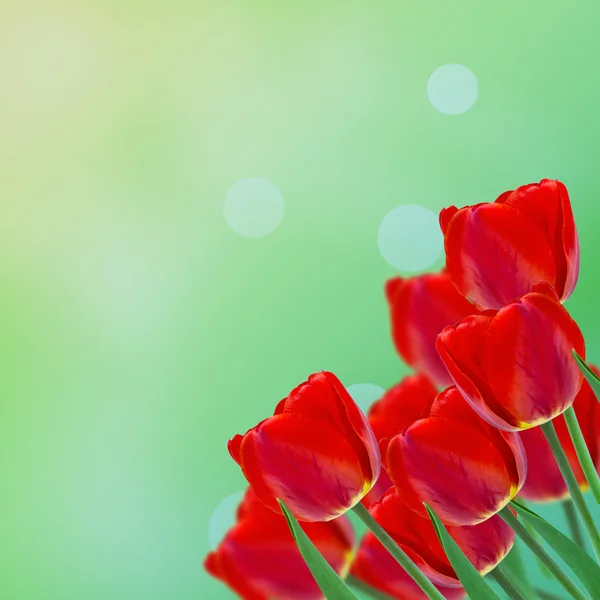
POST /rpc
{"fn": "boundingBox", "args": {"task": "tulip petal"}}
[484,292,585,428]
[368,374,438,442]
[282,372,380,485]
[444,203,557,309]
[371,488,457,587]
[518,426,569,501]
[446,515,514,576]
[389,273,478,387]
[499,180,579,299]
[430,387,526,493]
[351,534,467,600]
[436,313,520,430]
[425,505,504,600]
[387,418,515,526]
[239,413,369,521]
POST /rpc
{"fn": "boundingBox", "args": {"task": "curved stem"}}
[490,565,527,600]
[563,498,586,549]
[346,575,395,600]
[563,406,600,503]
[541,419,600,560]
[352,504,446,600]
[499,506,589,600]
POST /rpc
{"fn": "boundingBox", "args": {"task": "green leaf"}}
[511,499,600,598]
[424,504,503,600]
[500,543,536,598]
[573,350,600,403]
[278,500,359,600]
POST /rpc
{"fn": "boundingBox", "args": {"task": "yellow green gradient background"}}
[1,1,600,598]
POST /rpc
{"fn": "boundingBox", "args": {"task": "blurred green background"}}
[1,0,600,598]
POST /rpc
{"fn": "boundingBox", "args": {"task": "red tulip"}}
[205,488,355,600]
[437,283,585,431]
[519,365,600,502]
[367,373,439,442]
[440,179,579,310]
[386,272,479,387]
[362,374,438,508]
[228,371,381,522]
[364,488,514,588]
[385,386,526,526]
[351,533,466,600]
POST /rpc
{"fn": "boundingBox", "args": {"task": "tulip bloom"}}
[365,488,514,588]
[362,374,438,508]
[386,272,479,387]
[385,386,526,526]
[440,179,579,310]
[205,489,355,599]
[228,371,381,522]
[437,284,585,431]
[351,533,466,600]
[519,365,600,502]
[368,373,439,441]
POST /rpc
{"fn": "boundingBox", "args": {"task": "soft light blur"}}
[1,1,599,598]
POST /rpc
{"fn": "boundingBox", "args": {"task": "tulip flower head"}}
[361,373,438,508]
[385,386,527,526]
[351,532,466,600]
[437,283,585,431]
[205,488,355,599]
[386,272,479,387]
[519,365,600,502]
[440,179,579,310]
[365,488,514,587]
[228,371,381,522]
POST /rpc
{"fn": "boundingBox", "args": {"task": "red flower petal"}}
[388,272,478,387]
[430,387,527,493]
[444,202,557,309]
[239,413,370,521]
[351,533,467,600]
[519,365,600,502]
[370,488,457,586]
[436,313,519,430]
[282,371,380,485]
[367,374,438,441]
[446,514,514,576]
[386,417,516,525]
[500,180,579,299]
[484,292,585,428]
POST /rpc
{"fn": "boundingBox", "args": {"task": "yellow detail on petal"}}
[339,547,357,579]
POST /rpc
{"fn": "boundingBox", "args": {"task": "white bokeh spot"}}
[427,64,478,115]
[208,491,244,550]
[378,205,443,272]
[346,383,385,415]
[224,178,284,238]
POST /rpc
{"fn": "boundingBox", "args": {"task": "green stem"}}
[563,498,586,549]
[490,565,527,600]
[352,504,446,600]
[498,544,536,599]
[541,419,600,560]
[563,406,600,503]
[346,575,395,600]
[499,507,588,600]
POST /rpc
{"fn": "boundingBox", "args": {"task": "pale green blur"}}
[1,1,599,598]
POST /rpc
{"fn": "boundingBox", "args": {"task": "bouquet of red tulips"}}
[206,180,600,600]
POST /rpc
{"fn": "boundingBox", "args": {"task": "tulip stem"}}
[563,499,586,549]
[346,575,395,600]
[490,565,528,600]
[352,503,446,600]
[563,406,600,504]
[541,419,600,560]
[499,506,589,600]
